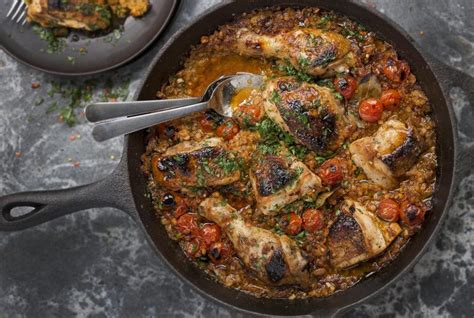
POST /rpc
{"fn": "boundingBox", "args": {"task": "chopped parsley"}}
[334,92,344,101]
[277,61,313,83]
[270,90,282,105]
[215,155,242,175]
[354,167,361,177]
[256,117,308,160]
[298,56,310,69]
[273,223,285,235]
[318,15,329,27]
[32,25,66,54]
[315,151,335,165]
[43,78,129,127]
[67,56,76,65]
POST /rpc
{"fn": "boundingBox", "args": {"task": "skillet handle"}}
[425,55,474,179]
[0,165,133,231]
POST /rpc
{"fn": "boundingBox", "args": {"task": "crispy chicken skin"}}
[26,0,111,31]
[263,77,350,153]
[328,199,402,269]
[151,138,240,190]
[349,119,424,189]
[234,28,357,77]
[250,155,322,215]
[199,195,309,286]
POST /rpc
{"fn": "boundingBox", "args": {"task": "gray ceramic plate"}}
[0,0,178,76]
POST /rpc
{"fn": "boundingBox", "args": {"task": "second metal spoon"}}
[85,75,233,123]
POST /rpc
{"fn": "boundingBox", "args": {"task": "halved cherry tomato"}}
[216,120,240,141]
[383,56,410,83]
[380,89,402,111]
[200,224,222,247]
[400,201,425,227]
[302,209,324,232]
[377,198,400,222]
[239,104,262,125]
[319,158,344,186]
[183,237,206,258]
[208,241,233,264]
[359,98,383,122]
[333,76,358,100]
[176,213,199,235]
[281,212,302,235]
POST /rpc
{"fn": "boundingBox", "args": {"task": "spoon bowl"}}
[89,73,264,142]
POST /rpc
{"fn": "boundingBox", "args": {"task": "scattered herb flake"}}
[67,56,76,65]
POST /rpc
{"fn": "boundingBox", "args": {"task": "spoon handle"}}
[85,97,201,122]
[92,102,209,142]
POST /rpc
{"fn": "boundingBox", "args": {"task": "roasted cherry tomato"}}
[239,104,262,125]
[183,237,206,258]
[174,203,189,218]
[302,209,324,232]
[281,212,302,236]
[359,98,383,123]
[200,110,223,132]
[377,198,400,222]
[200,116,216,133]
[319,158,344,186]
[176,213,199,235]
[200,224,222,247]
[208,241,233,264]
[400,201,425,227]
[216,120,240,141]
[333,75,358,100]
[383,56,410,83]
[380,89,402,111]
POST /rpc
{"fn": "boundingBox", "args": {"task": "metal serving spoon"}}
[88,73,263,142]
[85,75,233,123]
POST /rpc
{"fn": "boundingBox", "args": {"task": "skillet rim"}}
[127,1,457,315]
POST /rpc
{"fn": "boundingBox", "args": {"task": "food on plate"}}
[142,7,437,299]
[25,0,149,31]
[109,0,149,17]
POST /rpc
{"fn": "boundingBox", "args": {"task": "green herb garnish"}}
[278,61,313,83]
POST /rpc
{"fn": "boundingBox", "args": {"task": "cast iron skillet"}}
[0,0,178,76]
[0,1,473,316]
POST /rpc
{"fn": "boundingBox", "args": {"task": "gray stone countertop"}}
[0,0,472,317]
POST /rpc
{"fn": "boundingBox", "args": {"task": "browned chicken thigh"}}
[328,199,402,269]
[26,0,111,31]
[234,28,357,77]
[199,194,310,286]
[151,138,241,190]
[26,0,149,31]
[349,119,424,189]
[250,154,322,215]
[262,77,350,153]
